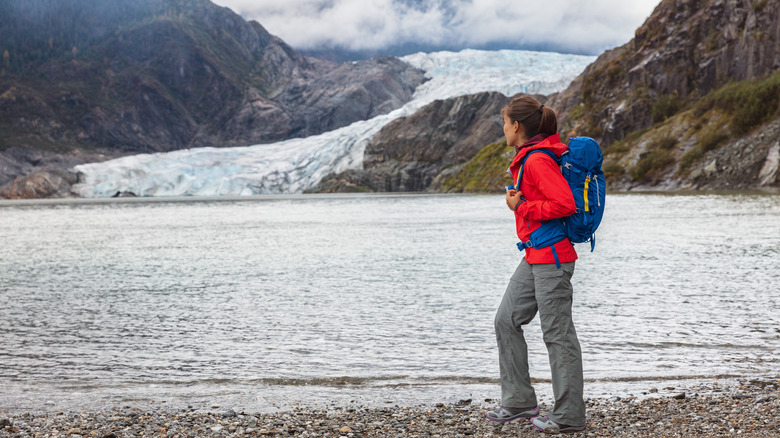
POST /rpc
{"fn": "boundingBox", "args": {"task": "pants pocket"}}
[533,263,574,299]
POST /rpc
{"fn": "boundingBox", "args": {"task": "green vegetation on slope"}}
[607,71,780,183]
[441,141,514,193]
[652,93,683,124]
[444,70,780,191]
[694,70,780,135]
[629,135,677,182]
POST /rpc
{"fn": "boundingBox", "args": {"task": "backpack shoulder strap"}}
[516,149,559,187]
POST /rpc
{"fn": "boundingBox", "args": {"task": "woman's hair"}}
[502,95,557,139]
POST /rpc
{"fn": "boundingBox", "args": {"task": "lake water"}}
[1,193,778,414]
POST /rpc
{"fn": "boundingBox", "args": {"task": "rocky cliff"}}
[546,0,780,191]
[0,0,424,198]
[311,92,510,193]
[319,0,780,195]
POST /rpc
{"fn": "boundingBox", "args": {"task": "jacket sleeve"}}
[516,154,576,221]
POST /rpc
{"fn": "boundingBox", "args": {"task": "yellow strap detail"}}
[583,175,591,212]
[516,165,523,188]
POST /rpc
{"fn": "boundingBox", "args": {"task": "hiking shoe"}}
[485,405,539,422]
[531,416,585,433]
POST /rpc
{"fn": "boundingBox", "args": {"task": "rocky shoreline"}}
[2,378,777,437]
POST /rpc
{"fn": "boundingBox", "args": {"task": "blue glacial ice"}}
[73,49,596,197]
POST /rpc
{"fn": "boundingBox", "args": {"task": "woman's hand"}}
[505,189,524,211]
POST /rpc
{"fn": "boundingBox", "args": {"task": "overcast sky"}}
[211,0,660,56]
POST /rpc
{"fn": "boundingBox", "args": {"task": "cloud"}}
[211,0,660,55]
[450,0,660,53]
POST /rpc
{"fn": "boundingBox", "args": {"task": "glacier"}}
[73,49,596,197]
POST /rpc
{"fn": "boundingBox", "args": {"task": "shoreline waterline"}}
[3,374,777,416]
[0,192,455,207]
[1,189,779,207]
[1,377,778,437]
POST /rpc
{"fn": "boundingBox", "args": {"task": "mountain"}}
[545,0,780,190]
[4,1,780,198]
[68,49,594,197]
[317,0,780,196]
[0,0,424,197]
[312,92,511,193]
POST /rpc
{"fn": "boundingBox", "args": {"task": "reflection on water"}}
[1,193,778,412]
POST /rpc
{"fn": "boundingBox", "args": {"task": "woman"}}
[484,95,586,433]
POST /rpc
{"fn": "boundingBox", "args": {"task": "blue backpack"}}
[511,137,605,268]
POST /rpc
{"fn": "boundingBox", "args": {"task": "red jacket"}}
[509,134,578,265]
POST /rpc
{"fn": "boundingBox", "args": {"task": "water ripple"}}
[0,193,778,410]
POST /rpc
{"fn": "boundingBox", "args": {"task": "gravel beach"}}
[2,378,778,437]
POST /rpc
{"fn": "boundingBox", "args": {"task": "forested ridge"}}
[0,0,211,76]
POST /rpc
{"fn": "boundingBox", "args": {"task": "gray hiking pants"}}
[494,259,585,427]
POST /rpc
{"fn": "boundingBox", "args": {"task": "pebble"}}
[1,379,778,437]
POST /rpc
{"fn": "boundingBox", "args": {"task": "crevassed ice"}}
[73,49,596,197]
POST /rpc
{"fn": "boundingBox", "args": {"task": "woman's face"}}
[503,113,522,147]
